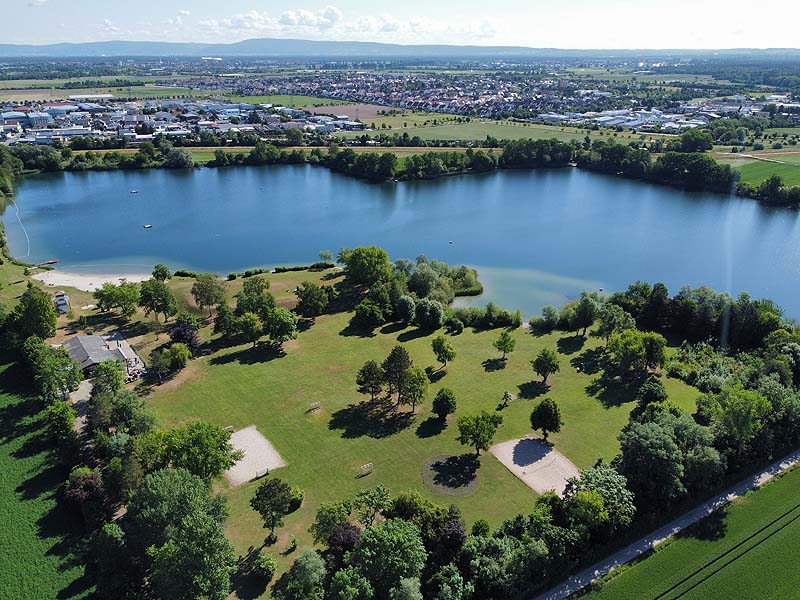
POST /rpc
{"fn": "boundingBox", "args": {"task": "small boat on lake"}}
[130,190,138,194]
[143,224,152,229]
[37,259,59,266]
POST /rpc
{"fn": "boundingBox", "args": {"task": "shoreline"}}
[32,270,150,292]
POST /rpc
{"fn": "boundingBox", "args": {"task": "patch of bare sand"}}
[224,425,287,487]
[490,436,579,496]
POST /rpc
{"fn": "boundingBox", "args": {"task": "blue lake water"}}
[5,165,800,317]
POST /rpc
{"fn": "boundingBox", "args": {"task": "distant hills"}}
[0,38,799,59]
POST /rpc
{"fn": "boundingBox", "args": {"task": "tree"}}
[44,401,76,445]
[637,376,668,410]
[354,484,391,526]
[382,345,412,400]
[457,411,503,455]
[191,273,225,315]
[357,360,384,400]
[532,348,560,383]
[702,384,771,452]
[607,329,667,375]
[414,298,445,330]
[353,299,385,329]
[389,578,423,600]
[236,276,274,320]
[214,302,238,339]
[296,281,329,317]
[309,500,352,544]
[351,519,427,597]
[431,335,456,369]
[126,468,234,600]
[400,366,428,411]
[167,343,191,371]
[319,250,333,262]
[11,284,56,339]
[618,420,686,504]
[167,421,242,482]
[564,463,635,532]
[238,312,263,347]
[148,509,235,600]
[265,307,299,350]
[343,246,392,287]
[250,478,293,540]
[330,566,374,600]
[597,302,635,342]
[152,264,172,281]
[281,549,326,600]
[149,349,172,383]
[530,397,562,442]
[493,329,516,360]
[573,293,599,337]
[396,295,416,325]
[432,388,456,421]
[139,278,177,322]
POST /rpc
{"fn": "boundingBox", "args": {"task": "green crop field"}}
[0,358,92,600]
[587,466,800,600]
[143,267,697,585]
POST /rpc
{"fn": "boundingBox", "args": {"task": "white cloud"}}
[27,0,47,6]
[198,6,497,44]
[101,19,121,34]
[178,9,191,17]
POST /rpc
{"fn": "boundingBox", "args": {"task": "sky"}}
[7,0,797,49]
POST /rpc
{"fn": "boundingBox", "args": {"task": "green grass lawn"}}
[737,160,800,187]
[587,466,800,600]
[0,358,92,600]
[145,269,698,587]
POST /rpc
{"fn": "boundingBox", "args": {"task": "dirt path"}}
[532,447,800,600]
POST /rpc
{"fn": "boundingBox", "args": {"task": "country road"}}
[532,448,800,600]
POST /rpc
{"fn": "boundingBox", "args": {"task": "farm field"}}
[341,119,670,144]
[144,268,698,582]
[0,85,202,102]
[0,357,92,600]
[587,466,800,600]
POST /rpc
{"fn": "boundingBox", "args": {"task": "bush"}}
[415,298,445,330]
[309,261,335,270]
[471,519,491,537]
[243,268,269,277]
[173,269,198,278]
[227,273,237,281]
[289,487,305,512]
[353,299,386,329]
[445,316,464,335]
[273,265,310,273]
[251,553,277,581]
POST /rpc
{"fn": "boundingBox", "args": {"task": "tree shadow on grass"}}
[482,358,507,372]
[676,507,728,541]
[398,328,431,343]
[329,396,414,439]
[517,380,549,400]
[338,323,377,338]
[416,416,446,438]
[430,454,479,490]
[379,322,406,335]
[208,344,284,366]
[232,548,271,600]
[557,335,586,355]
[571,347,605,375]
[585,373,640,408]
[425,366,446,383]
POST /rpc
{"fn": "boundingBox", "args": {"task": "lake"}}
[5,165,800,317]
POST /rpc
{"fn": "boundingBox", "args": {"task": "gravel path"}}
[532,448,800,600]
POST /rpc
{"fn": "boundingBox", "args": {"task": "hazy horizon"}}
[7,0,796,50]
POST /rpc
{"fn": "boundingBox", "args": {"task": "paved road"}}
[532,448,800,600]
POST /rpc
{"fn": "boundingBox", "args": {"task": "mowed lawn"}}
[738,159,800,187]
[587,466,800,600]
[147,269,698,577]
[0,359,92,600]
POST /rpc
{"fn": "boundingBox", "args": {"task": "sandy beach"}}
[32,270,150,292]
